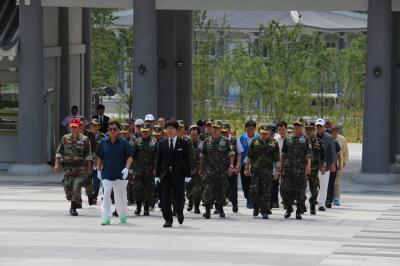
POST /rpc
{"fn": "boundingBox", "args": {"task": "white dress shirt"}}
[168,136,177,149]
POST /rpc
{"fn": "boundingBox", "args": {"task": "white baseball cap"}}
[134,118,144,126]
[315,118,325,127]
[144,114,155,121]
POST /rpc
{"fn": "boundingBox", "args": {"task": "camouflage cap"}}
[305,121,316,128]
[293,120,303,126]
[90,118,100,125]
[77,116,87,125]
[259,124,271,134]
[153,124,163,135]
[140,123,151,132]
[120,123,130,133]
[177,120,185,128]
[221,123,231,132]
[205,118,215,126]
[211,120,223,129]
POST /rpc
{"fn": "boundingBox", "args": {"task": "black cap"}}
[197,120,205,127]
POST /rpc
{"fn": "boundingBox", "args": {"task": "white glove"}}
[121,168,129,180]
[185,177,192,183]
[154,177,161,184]
[97,170,102,180]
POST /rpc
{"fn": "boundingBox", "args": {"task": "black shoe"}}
[310,204,316,215]
[296,211,302,220]
[268,209,272,215]
[271,203,279,209]
[219,208,225,218]
[194,204,201,214]
[246,200,253,209]
[284,207,293,219]
[253,208,260,217]
[187,201,193,212]
[70,207,78,216]
[203,207,211,219]
[318,206,326,211]
[261,213,269,219]
[163,222,172,228]
[177,213,184,224]
[232,204,238,213]
[326,202,332,209]
[113,210,119,217]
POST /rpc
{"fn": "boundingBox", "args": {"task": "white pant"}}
[318,171,330,207]
[101,179,128,220]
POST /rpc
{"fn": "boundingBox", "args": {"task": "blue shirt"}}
[96,136,132,180]
[239,133,260,166]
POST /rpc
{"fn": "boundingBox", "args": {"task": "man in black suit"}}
[155,120,191,228]
[92,104,110,134]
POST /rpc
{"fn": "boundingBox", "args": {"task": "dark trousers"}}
[92,170,101,198]
[327,171,337,204]
[240,165,251,200]
[270,178,280,205]
[227,173,238,205]
[160,174,185,223]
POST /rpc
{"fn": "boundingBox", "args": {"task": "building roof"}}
[112,10,367,32]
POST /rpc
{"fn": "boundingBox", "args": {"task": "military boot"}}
[232,203,238,213]
[310,204,316,215]
[253,206,260,217]
[219,207,225,218]
[296,210,302,220]
[143,205,150,216]
[70,202,78,216]
[261,212,269,219]
[187,200,193,212]
[203,206,211,219]
[135,203,142,215]
[194,201,201,214]
[284,206,293,219]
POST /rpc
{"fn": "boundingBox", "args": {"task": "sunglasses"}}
[108,127,119,132]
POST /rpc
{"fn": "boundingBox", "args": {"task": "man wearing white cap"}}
[144,114,155,128]
[315,118,337,212]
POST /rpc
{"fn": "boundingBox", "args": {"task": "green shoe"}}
[101,219,110,226]
[120,217,127,224]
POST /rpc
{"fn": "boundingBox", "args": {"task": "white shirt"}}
[274,133,285,153]
[168,136,177,149]
[230,135,244,153]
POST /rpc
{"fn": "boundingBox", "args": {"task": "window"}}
[0,82,18,133]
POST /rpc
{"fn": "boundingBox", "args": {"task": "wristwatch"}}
[229,164,234,168]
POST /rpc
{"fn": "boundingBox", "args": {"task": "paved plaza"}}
[0,144,400,266]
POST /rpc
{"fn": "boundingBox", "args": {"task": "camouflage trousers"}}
[249,171,272,213]
[307,171,320,205]
[202,173,228,207]
[280,173,307,211]
[185,174,203,203]
[62,175,85,208]
[127,178,135,204]
[134,173,155,207]
[82,175,93,198]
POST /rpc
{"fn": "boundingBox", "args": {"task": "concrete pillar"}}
[157,10,177,119]
[175,10,193,124]
[8,0,52,174]
[355,0,397,184]
[82,8,92,119]
[133,0,157,119]
[390,12,400,165]
[59,7,70,135]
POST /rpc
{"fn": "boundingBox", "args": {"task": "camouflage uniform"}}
[280,134,312,212]
[185,138,203,205]
[132,136,157,209]
[92,130,106,198]
[127,135,136,205]
[200,136,235,208]
[199,131,210,142]
[308,135,325,205]
[245,137,280,214]
[56,133,92,208]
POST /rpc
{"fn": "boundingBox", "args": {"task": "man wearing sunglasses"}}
[96,121,133,225]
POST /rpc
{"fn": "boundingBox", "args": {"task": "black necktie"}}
[169,139,174,153]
